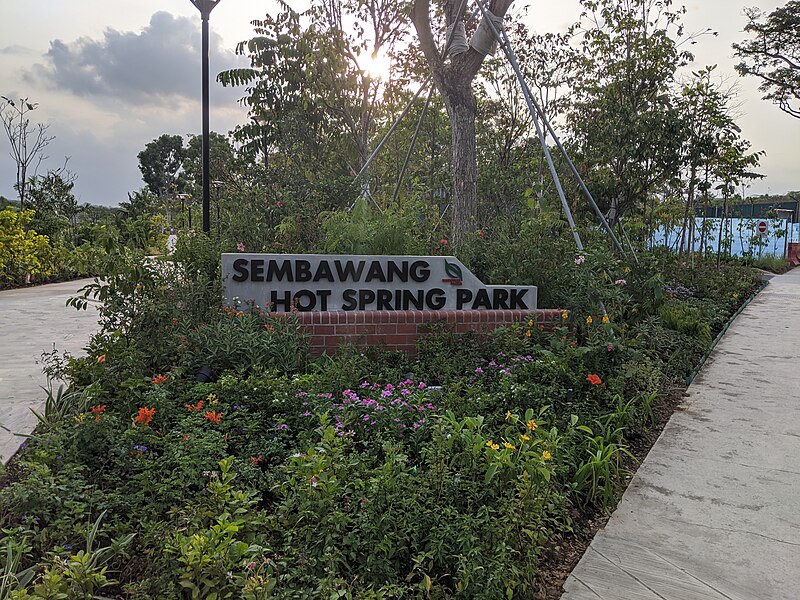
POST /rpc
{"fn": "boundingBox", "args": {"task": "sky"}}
[0,0,797,207]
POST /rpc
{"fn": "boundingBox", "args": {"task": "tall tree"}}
[137,134,187,198]
[0,97,54,209]
[27,164,79,242]
[410,0,514,248]
[219,1,409,179]
[567,0,690,223]
[733,1,800,119]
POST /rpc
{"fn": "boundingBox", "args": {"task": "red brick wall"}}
[292,309,563,357]
[789,242,800,266]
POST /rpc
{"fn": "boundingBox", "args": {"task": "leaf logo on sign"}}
[444,260,463,280]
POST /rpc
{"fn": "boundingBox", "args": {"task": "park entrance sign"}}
[222,254,537,312]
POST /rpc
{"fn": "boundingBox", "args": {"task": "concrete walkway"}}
[0,279,99,463]
[562,267,800,600]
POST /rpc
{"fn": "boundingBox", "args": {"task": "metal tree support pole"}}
[476,2,625,256]
[474,0,583,250]
[619,217,640,265]
[476,0,616,320]
[353,4,480,198]
[353,81,431,185]
[392,86,434,206]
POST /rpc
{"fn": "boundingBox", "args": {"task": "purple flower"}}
[133,444,148,453]
[232,405,243,411]
[276,424,289,430]
[475,367,484,374]
[64,544,73,551]
[575,255,585,265]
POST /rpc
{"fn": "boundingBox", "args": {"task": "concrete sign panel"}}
[222,254,537,312]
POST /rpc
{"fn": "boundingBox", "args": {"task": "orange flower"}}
[151,373,167,385]
[204,410,222,424]
[96,354,106,364]
[586,373,602,385]
[134,407,155,426]
[91,404,106,422]
[185,400,204,412]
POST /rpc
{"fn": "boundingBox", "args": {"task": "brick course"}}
[288,309,563,357]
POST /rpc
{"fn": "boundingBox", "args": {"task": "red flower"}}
[151,374,167,385]
[249,455,262,465]
[91,404,106,422]
[185,400,204,412]
[204,410,223,424]
[134,407,156,426]
[586,374,602,386]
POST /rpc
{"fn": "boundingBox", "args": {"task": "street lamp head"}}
[190,0,222,16]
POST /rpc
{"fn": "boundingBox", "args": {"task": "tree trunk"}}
[444,87,478,248]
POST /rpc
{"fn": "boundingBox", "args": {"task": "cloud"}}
[0,45,37,56]
[25,11,246,106]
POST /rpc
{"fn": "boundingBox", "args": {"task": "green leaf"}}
[484,463,499,484]
[444,260,463,280]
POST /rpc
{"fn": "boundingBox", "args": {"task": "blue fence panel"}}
[652,218,799,258]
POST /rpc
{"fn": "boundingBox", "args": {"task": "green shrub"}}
[659,301,712,345]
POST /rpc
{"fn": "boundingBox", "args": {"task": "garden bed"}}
[0,242,762,599]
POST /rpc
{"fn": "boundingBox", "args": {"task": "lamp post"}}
[189,0,222,233]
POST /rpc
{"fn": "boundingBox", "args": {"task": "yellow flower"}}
[503,442,516,450]
[520,434,530,442]
[624,266,631,273]
[602,314,610,324]
[207,393,219,406]
[528,319,534,327]
[542,450,552,460]
[561,310,569,320]
[526,419,538,431]
[505,410,513,421]
[586,316,593,325]
[525,330,531,337]
[486,440,500,451]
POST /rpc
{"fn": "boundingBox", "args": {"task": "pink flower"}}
[236,242,245,252]
[614,279,627,286]
[607,343,613,352]
[575,255,585,265]
[439,239,448,245]
[276,201,283,208]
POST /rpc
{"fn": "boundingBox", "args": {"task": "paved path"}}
[0,279,99,463]
[562,267,800,600]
